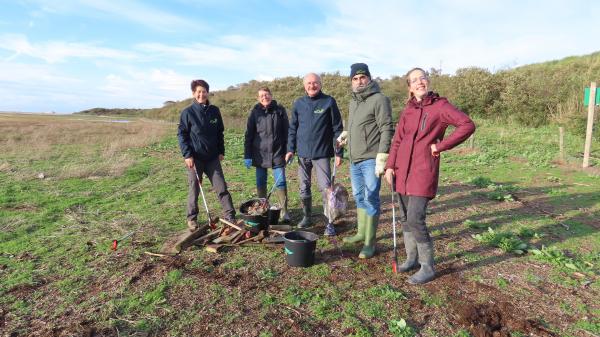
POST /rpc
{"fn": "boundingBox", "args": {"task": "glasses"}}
[410,76,428,84]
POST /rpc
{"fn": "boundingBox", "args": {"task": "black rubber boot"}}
[297,197,312,228]
[398,231,418,272]
[408,240,435,284]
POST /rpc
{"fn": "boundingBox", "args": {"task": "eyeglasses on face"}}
[410,76,428,84]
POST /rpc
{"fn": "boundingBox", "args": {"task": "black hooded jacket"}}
[244,100,289,168]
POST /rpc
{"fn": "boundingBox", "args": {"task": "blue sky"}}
[1,0,599,113]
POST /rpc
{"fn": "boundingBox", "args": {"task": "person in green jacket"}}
[338,63,394,258]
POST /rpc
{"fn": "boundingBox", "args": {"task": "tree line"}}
[80,51,600,134]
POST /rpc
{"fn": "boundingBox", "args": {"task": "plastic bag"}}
[327,183,349,221]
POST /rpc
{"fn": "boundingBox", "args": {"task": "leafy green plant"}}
[498,236,528,255]
[388,318,416,337]
[453,330,472,337]
[464,219,487,229]
[257,268,278,281]
[367,284,406,301]
[467,176,493,188]
[496,277,509,289]
[472,228,527,254]
[530,246,594,274]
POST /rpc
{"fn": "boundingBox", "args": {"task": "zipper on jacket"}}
[420,112,428,131]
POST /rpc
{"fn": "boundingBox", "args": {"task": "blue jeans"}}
[350,159,381,216]
[256,166,287,189]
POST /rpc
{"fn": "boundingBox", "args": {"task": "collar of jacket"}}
[192,100,211,113]
[306,91,325,100]
[254,100,278,113]
[351,80,380,102]
[407,91,440,108]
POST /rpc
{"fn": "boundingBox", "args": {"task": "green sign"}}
[584,87,600,106]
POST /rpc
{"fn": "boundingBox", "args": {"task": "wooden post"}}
[559,127,565,162]
[583,82,596,168]
[469,134,475,149]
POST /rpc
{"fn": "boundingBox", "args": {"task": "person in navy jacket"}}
[178,79,236,231]
[285,73,343,234]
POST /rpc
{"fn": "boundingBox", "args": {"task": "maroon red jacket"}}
[386,92,475,198]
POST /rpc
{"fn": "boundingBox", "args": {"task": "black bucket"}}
[283,231,319,267]
[240,199,268,234]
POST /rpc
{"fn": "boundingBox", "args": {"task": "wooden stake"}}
[559,126,565,162]
[468,134,475,149]
[219,218,243,231]
[583,82,596,168]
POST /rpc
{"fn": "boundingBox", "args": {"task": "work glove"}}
[244,158,252,169]
[336,131,348,148]
[374,153,388,177]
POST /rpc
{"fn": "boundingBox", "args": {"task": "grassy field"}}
[1,113,599,337]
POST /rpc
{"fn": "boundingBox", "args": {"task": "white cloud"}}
[0,34,137,63]
[28,0,198,32]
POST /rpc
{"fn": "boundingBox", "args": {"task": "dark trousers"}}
[187,157,235,222]
[397,194,430,243]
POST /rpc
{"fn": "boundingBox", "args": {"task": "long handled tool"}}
[264,169,285,206]
[112,231,135,251]
[390,180,398,273]
[194,169,218,230]
[258,165,288,210]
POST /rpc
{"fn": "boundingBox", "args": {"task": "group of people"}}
[177,64,475,284]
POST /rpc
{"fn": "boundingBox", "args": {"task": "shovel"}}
[390,180,398,273]
[194,169,219,230]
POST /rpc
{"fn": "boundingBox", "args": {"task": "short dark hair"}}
[191,79,209,92]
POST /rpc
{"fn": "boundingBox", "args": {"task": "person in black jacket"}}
[285,73,343,234]
[177,79,235,231]
[244,86,290,222]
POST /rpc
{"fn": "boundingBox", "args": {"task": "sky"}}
[1,0,599,113]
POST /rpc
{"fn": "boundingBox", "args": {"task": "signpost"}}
[583,82,597,168]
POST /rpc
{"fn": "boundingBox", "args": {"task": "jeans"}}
[350,159,381,216]
[256,166,287,189]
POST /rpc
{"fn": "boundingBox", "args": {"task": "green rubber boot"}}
[275,188,290,223]
[408,240,435,284]
[359,214,379,259]
[343,208,367,244]
[398,231,418,272]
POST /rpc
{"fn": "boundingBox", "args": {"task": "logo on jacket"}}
[313,108,325,114]
[210,118,218,124]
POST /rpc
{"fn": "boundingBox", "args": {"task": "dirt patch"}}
[452,301,559,337]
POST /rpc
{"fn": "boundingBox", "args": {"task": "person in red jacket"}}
[384,67,475,284]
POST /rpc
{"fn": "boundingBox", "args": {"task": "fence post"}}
[583,82,596,168]
[559,126,565,162]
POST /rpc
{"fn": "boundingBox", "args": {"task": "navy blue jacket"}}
[287,92,343,159]
[177,100,225,161]
[244,100,289,168]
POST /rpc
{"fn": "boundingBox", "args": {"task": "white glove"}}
[375,153,388,177]
[336,131,348,147]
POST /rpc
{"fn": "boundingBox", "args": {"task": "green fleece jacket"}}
[347,81,394,162]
